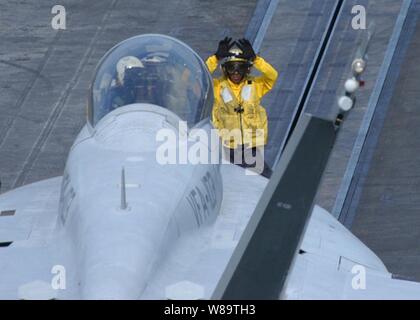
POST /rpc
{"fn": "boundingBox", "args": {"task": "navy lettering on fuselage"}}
[186,171,218,227]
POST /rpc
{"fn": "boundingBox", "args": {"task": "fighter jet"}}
[0,34,420,300]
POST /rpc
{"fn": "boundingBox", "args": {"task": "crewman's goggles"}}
[223,62,251,76]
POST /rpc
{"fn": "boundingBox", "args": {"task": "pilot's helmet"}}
[221,48,252,78]
[116,56,144,85]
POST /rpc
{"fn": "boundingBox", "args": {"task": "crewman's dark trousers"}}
[224,145,272,178]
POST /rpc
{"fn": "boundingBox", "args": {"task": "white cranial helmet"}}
[116,56,144,85]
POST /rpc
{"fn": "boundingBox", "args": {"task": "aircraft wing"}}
[0,177,61,246]
[0,177,71,300]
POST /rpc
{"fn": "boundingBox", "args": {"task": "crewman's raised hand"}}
[237,38,256,61]
[215,37,235,60]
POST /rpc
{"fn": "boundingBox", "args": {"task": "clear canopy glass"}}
[88,34,213,127]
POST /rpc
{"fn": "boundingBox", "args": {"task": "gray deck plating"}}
[311,0,405,212]
[345,1,420,281]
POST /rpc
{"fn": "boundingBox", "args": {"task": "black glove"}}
[237,38,256,61]
[215,37,234,60]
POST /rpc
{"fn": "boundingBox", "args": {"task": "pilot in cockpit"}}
[101,54,195,121]
[109,56,147,110]
[89,35,214,128]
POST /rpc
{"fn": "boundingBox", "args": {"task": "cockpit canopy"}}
[88,34,213,127]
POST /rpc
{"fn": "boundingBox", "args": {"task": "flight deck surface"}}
[342,1,420,282]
